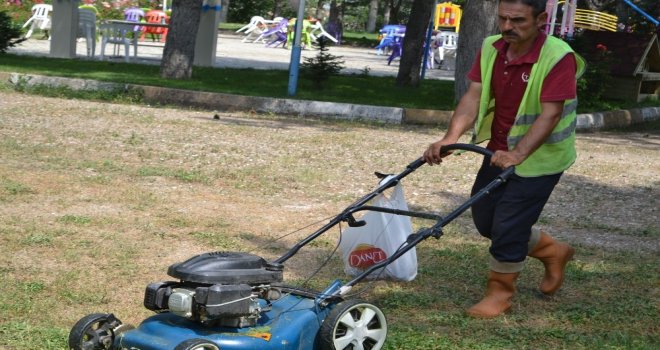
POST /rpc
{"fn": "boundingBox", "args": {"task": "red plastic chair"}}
[140,10,168,42]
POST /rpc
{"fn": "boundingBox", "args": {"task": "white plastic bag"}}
[339,179,417,281]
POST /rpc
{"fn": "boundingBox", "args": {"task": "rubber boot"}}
[528,232,575,295]
[466,271,519,318]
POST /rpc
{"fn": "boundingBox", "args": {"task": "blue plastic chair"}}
[375,25,406,55]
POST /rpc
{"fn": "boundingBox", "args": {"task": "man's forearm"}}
[444,112,477,142]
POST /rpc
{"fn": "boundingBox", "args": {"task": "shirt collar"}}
[493,31,547,64]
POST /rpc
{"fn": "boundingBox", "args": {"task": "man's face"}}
[497,2,547,46]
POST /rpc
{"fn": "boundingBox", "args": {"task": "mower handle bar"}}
[407,143,497,171]
[273,143,513,266]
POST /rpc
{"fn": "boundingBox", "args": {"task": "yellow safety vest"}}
[473,34,586,177]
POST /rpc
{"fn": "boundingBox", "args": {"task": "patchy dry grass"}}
[0,91,658,349]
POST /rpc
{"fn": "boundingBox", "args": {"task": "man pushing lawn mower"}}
[423,0,585,318]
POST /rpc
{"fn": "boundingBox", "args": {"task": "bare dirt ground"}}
[0,91,658,330]
[1,90,658,253]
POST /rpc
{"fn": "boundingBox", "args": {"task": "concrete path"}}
[8,31,456,81]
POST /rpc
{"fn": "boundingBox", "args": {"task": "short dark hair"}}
[499,0,548,17]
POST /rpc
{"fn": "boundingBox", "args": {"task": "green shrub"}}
[0,10,25,54]
[301,37,345,90]
[570,35,617,111]
[97,5,124,21]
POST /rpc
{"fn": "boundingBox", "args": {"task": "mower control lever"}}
[346,214,366,227]
[374,171,392,179]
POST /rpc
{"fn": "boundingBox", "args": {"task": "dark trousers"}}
[470,158,562,263]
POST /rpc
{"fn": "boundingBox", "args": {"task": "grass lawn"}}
[0,53,456,111]
[0,90,658,350]
[2,50,657,114]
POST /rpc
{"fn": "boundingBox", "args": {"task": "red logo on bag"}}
[349,244,388,268]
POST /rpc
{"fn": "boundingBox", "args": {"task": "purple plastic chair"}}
[124,7,145,31]
[387,36,435,69]
[325,21,343,45]
[260,18,289,48]
[386,35,404,65]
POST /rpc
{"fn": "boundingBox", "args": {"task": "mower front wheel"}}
[318,299,388,350]
[174,338,221,350]
[68,313,122,350]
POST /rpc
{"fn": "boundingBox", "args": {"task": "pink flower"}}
[596,44,607,52]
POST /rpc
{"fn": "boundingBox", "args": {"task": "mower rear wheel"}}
[68,313,122,350]
[174,338,220,350]
[318,299,388,350]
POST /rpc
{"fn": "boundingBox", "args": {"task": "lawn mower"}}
[69,144,514,350]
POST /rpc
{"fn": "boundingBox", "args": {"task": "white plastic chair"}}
[238,16,270,43]
[241,27,265,43]
[435,31,458,69]
[22,4,52,39]
[78,9,97,58]
[309,22,338,43]
[236,16,266,33]
[99,22,139,63]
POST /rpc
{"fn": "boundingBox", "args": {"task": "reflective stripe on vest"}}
[507,99,578,146]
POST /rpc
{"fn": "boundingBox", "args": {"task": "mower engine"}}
[143,251,284,328]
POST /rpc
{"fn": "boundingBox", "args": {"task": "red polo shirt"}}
[467,32,577,151]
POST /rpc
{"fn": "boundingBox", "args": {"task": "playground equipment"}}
[622,0,659,27]
[434,2,461,33]
[546,0,609,37]
[546,0,659,38]
[573,7,618,32]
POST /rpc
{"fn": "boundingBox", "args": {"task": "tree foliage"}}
[0,10,25,54]
[228,0,274,22]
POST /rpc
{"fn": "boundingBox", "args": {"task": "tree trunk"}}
[160,0,203,79]
[326,0,343,44]
[383,2,391,24]
[388,0,404,24]
[328,0,340,22]
[367,0,378,32]
[219,0,230,23]
[395,0,434,87]
[316,0,325,19]
[273,0,284,17]
[453,0,499,100]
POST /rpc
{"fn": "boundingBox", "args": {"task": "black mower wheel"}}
[174,338,221,350]
[68,313,122,350]
[318,299,388,350]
